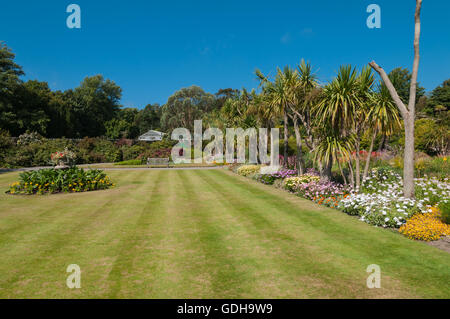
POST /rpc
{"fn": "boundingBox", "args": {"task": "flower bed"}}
[339,168,450,228]
[257,168,297,185]
[283,174,320,192]
[7,167,115,195]
[399,207,450,241]
[230,163,450,241]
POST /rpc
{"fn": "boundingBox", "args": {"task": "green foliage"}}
[426,79,450,117]
[439,201,450,224]
[115,159,143,165]
[161,85,216,132]
[121,144,146,161]
[7,167,114,195]
[386,67,425,105]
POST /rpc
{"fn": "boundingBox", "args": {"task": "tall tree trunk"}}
[369,0,421,199]
[377,133,386,152]
[363,128,378,181]
[283,108,288,167]
[320,154,332,181]
[404,114,415,197]
[355,136,361,190]
[337,159,347,185]
[292,116,305,175]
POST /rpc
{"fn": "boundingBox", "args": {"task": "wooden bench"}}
[146,157,171,168]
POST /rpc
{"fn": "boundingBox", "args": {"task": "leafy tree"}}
[214,88,239,110]
[12,80,52,135]
[160,85,215,133]
[69,75,122,137]
[0,42,24,134]
[386,67,425,105]
[134,103,162,134]
[427,79,450,118]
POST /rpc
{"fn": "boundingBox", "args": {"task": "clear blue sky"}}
[1,0,449,108]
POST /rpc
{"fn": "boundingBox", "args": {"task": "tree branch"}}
[368,61,409,117]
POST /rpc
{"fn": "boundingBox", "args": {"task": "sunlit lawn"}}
[0,169,449,298]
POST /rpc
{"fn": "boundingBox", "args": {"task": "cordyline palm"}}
[314,65,361,180]
[313,133,355,185]
[352,66,375,188]
[315,65,361,134]
[288,59,319,174]
[256,67,298,166]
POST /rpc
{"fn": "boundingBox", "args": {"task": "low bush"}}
[257,168,297,185]
[237,165,261,177]
[283,174,320,192]
[438,201,450,224]
[115,159,143,165]
[7,167,114,195]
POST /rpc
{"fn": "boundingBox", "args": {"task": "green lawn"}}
[0,169,449,298]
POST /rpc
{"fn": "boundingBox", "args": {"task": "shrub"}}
[115,159,143,165]
[399,207,450,241]
[16,131,43,146]
[439,201,450,224]
[257,168,297,185]
[122,144,146,161]
[283,174,320,192]
[7,167,115,195]
[237,165,261,177]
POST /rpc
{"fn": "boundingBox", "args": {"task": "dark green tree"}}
[69,75,122,137]
[134,103,162,134]
[0,42,24,134]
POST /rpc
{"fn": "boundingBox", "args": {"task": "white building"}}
[138,130,165,142]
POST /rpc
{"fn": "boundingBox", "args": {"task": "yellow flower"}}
[444,157,447,162]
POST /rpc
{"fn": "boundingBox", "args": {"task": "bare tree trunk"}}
[404,114,415,197]
[292,116,305,175]
[369,0,421,199]
[363,128,378,181]
[283,108,288,167]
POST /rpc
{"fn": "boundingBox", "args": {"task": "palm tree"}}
[256,67,294,166]
[353,66,375,188]
[314,133,355,185]
[314,65,361,180]
[287,60,319,174]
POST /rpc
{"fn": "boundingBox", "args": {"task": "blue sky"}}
[1,0,449,108]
